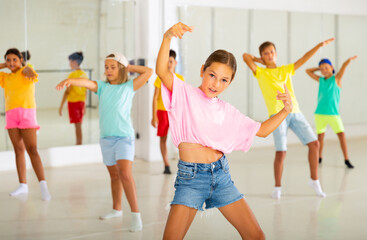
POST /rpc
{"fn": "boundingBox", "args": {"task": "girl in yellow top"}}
[0,48,51,200]
[58,52,88,145]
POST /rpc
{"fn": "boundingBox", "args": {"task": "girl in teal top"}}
[57,53,153,232]
[306,56,357,169]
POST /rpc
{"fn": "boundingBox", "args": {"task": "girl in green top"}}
[306,56,357,169]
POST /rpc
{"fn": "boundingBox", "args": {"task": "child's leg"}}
[75,123,82,145]
[318,133,325,162]
[160,135,169,166]
[307,140,319,180]
[100,165,124,220]
[337,132,354,168]
[116,159,142,231]
[116,160,138,212]
[218,199,265,240]
[163,205,198,240]
[21,128,51,200]
[8,129,27,183]
[107,164,123,211]
[274,151,287,187]
[8,129,29,196]
[21,129,45,181]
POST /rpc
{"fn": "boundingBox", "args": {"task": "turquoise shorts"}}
[314,114,344,134]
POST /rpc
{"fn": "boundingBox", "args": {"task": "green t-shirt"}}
[95,80,135,137]
[315,75,340,115]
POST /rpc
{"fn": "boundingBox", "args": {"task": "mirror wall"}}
[178,6,367,126]
[0,0,136,151]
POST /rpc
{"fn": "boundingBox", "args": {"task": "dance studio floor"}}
[0,137,366,240]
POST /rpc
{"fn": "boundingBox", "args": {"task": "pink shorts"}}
[5,107,40,130]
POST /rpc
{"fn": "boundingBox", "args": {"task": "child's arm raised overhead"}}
[335,55,357,87]
[56,78,98,92]
[256,84,293,137]
[242,53,264,75]
[294,38,335,71]
[305,67,321,82]
[129,64,153,91]
[156,22,193,91]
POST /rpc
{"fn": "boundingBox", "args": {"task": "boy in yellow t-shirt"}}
[59,52,88,145]
[151,50,185,174]
[243,38,334,199]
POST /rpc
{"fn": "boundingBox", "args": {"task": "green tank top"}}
[315,75,340,115]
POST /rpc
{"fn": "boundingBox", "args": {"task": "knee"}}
[26,146,39,157]
[109,171,120,182]
[308,140,320,150]
[275,151,286,161]
[13,146,25,155]
[119,171,133,183]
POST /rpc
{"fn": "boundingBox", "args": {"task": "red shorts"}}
[157,110,169,137]
[68,101,85,124]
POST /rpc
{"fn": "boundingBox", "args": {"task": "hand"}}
[349,55,358,61]
[276,84,293,113]
[56,79,71,90]
[321,38,335,47]
[151,117,158,128]
[164,22,194,40]
[58,107,63,116]
[255,57,265,65]
[23,66,37,81]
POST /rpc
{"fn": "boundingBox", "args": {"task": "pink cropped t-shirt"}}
[161,74,261,153]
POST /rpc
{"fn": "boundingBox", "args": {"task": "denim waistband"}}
[178,154,228,171]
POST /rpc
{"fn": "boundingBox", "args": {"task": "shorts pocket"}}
[177,164,196,180]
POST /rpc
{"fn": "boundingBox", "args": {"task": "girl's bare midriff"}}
[178,142,223,163]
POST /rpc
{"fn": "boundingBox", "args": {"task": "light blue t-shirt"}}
[315,75,340,115]
[95,80,135,137]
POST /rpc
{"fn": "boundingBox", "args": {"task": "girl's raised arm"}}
[56,78,98,92]
[335,55,357,87]
[130,65,153,91]
[156,22,193,91]
[305,67,321,82]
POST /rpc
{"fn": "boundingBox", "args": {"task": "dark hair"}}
[169,49,176,60]
[203,49,237,80]
[21,50,31,61]
[259,41,276,55]
[105,53,128,84]
[69,51,84,65]
[4,48,22,60]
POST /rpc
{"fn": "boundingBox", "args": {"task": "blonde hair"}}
[105,54,128,84]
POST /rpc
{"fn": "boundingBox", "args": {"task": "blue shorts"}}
[272,112,317,151]
[171,155,244,211]
[99,136,135,166]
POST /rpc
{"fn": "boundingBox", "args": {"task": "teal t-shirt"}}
[95,80,135,137]
[315,75,340,115]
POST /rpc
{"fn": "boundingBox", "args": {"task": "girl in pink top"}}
[157,23,293,240]
[0,48,51,200]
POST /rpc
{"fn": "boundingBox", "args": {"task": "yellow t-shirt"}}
[0,66,38,111]
[154,73,185,111]
[67,70,88,102]
[254,64,300,116]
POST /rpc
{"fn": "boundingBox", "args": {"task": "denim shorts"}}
[99,136,135,166]
[171,155,244,211]
[272,112,317,151]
